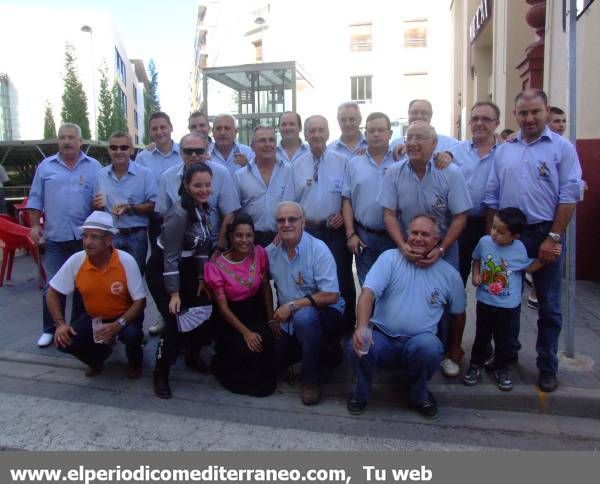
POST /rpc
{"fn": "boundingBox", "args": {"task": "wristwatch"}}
[548,232,561,243]
[117,317,127,329]
[288,301,296,314]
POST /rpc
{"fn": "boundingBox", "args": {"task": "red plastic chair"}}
[0,217,46,288]
[13,197,32,227]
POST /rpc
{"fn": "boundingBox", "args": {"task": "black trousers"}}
[146,248,213,370]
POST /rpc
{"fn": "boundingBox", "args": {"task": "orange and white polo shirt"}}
[50,249,146,320]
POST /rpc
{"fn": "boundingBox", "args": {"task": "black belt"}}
[118,226,147,236]
[305,220,329,231]
[524,221,553,233]
[355,220,388,237]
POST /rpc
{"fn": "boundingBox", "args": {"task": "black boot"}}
[153,337,172,399]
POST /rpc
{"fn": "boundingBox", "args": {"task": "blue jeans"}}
[520,222,564,374]
[274,306,344,384]
[355,226,395,286]
[57,312,144,367]
[347,328,443,405]
[113,228,148,275]
[42,239,83,334]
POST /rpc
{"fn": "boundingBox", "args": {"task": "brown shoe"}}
[302,383,321,405]
[85,364,103,377]
[126,365,143,379]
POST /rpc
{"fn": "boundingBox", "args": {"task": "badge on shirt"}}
[294,272,305,286]
[433,195,447,209]
[538,161,550,178]
[79,175,85,185]
[429,289,441,306]
[110,281,125,295]
[306,179,313,187]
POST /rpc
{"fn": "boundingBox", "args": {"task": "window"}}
[116,85,127,117]
[350,23,372,52]
[404,19,427,48]
[0,73,12,141]
[132,84,138,103]
[134,109,139,129]
[350,76,372,103]
[115,48,127,84]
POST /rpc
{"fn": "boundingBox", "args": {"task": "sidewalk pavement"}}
[1,251,599,419]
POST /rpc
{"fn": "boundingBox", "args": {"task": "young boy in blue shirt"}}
[463,207,560,391]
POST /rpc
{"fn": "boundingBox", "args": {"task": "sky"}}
[3,0,200,137]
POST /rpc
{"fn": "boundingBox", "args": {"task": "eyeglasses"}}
[276,216,302,225]
[470,116,498,123]
[109,145,130,151]
[405,135,433,143]
[182,147,206,156]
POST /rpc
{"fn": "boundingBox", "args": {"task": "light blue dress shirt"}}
[276,142,309,164]
[473,235,533,309]
[391,133,459,153]
[209,142,255,175]
[93,161,158,228]
[377,158,472,237]
[327,135,368,160]
[450,141,497,217]
[342,149,396,230]
[134,142,182,186]
[267,231,344,315]
[155,161,240,240]
[483,127,582,224]
[292,149,347,222]
[234,159,295,232]
[26,152,101,241]
[364,249,465,337]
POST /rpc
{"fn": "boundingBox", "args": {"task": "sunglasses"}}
[182,147,206,156]
[109,145,131,151]
[276,216,302,225]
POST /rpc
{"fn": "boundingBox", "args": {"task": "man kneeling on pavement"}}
[48,211,146,378]
[347,214,466,418]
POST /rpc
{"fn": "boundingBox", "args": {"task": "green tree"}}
[110,81,128,133]
[60,43,90,139]
[143,59,160,144]
[96,62,113,141]
[43,102,57,139]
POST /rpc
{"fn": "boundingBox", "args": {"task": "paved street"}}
[2,253,600,450]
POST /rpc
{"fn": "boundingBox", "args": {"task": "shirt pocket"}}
[329,177,343,193]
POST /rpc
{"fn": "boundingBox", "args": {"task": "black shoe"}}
[494,369,513,391]
[463,365,481,386]
[538,371,558,393]
[85,364,103,377]
[415,391,438,419]
[347,394,367,415]
[153,371,172,399]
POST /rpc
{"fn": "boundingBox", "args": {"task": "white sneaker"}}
[440,358,460,377]
[148,318,165,336]
[37,333,54,348]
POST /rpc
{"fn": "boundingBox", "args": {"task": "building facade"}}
[0,5,146,143]
[450,0,599,280]
[191,0,454,138]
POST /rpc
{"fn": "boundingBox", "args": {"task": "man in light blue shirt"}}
[342,112,396,285]
[346,215,466,419]
[328,102,368,160]
[378,121,472,271]
[292,115,355,330]
[450,101,500,285]
[234,126,294,246]
[156,132,240,251]
[276,111,309,164]
[390,99,459,154]
[134,111,182,255]
[93,131,157,273]
[267,201,344,406]
[209,114,254,175]
[188,111,214,152]
[483,89,582,393]
[27,123,102,347]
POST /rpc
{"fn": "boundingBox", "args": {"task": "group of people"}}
[25,87,582,419]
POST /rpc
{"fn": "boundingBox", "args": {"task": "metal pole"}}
[81,26,97,141]
[565,0,577,358]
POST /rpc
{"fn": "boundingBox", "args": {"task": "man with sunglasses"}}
[92,131,157,273]
[267,201,345,406]
[48,211,146,379]
[155,132,240,253]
